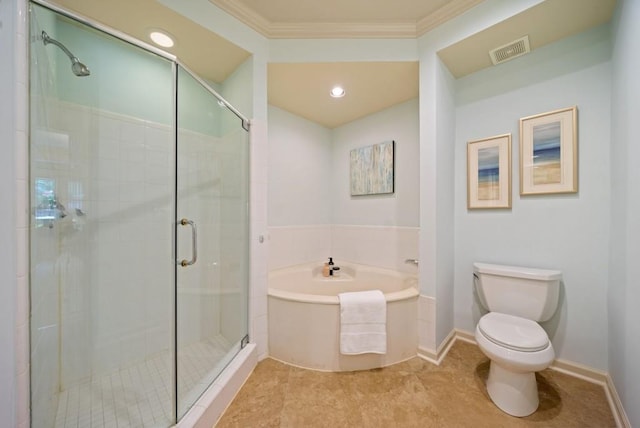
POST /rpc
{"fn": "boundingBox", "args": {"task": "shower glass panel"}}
[175,67,250,418]
[30,4,176,426]
[29,2,251,427]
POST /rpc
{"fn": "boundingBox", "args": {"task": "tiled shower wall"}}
[30,101,176,399]
[268,225,419,273]
[30,97,245,424]
[5,0,31,426]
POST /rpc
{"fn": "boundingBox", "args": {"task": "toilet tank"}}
[473,262,561,322]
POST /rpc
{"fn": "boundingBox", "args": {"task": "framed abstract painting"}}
[519,106,578,195]
[350,140,395,196]
[467,134,512,209]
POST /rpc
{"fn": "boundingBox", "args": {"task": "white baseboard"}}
[417,328,456,365]
[451,329,630,428]
[453,328,476,344]
[549,359,630,428]
[605,374,632,428]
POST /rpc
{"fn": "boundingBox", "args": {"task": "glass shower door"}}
[175,66,250,418]
[29,3,176,427]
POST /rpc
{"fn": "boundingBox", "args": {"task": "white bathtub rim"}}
[268,261,418,304]
[269,260,412,279]
[268,286,418,305]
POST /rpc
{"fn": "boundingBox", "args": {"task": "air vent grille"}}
[489,36,531,65]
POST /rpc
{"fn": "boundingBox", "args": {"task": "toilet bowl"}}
[475,312,555,417]
[472,263,561,417]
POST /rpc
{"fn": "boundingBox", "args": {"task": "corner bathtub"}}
[268,262,418,371]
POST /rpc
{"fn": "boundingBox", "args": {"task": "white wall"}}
[51,15,173,127]
[417,0,546,353]
[609,0,640,425]
[221,56,254,119]
[267,99,420,272]
[1,0,28,425]
[454,26,612,370]
[268,106,332,226]
[433,59,456,347]
[267,32,420,273]
[331,98,420,227]
[0,0,19,424]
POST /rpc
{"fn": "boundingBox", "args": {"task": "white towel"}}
[338,290,387,355]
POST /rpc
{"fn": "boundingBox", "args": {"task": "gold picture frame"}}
[467,134,512,209]
[519,106,578,195]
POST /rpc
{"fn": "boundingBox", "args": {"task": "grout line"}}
[54,336,230,427]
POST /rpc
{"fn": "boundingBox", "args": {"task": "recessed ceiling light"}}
[149,30,174,48]
[330,86,345,98]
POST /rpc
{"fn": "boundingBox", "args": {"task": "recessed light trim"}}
[330,86,345,98]
[150,30,174,48]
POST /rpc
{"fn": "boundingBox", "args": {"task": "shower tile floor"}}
[54,335,231,428]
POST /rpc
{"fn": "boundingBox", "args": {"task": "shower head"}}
[71,58,90,77]
[41,31,90,77]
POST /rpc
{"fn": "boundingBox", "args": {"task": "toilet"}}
[473,262,562,417]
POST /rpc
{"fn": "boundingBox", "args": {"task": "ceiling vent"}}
[489,35,531,65]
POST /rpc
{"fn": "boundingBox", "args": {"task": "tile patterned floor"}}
[54,335,230,428]
[217,341,616,428]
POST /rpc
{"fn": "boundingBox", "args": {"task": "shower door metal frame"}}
[29,0,251,425]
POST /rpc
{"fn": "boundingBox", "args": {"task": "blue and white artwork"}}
[532,121,561,184]
[477,146,500,200]
[350,141,394,196]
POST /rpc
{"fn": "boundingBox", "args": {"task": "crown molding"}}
[268,22,417,39]
[208,0,271,36]
[417,0,485,35]
[210,0,482,39]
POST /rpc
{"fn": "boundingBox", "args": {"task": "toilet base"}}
[486,361,539,417]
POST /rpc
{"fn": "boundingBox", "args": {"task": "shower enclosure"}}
[29,2,250,426]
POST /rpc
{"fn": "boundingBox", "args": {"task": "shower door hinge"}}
[241,334,249,349]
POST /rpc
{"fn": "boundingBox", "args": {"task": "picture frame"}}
[350,140,395,196]
[467,134,512,209]
[519,106,578,195]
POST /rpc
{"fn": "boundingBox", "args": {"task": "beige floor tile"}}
[215,341,616,428]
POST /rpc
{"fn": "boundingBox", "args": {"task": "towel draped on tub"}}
[338,290,387,355]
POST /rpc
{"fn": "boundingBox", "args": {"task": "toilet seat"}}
[478,312,549,352]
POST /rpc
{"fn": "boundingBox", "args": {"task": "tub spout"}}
[405,259,419,266]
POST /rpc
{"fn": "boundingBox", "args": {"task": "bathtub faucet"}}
[405,259,419,266]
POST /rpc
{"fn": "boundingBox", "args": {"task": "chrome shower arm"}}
[42,31,77,62]
[41,30,90,76]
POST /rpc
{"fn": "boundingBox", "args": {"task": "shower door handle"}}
[178,218,198,267]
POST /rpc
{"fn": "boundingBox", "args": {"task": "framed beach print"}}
[467,134,512,209]
[350,140,395,196]
[519,106,578,195]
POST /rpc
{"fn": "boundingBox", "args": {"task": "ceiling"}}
[438,0,616,78]
[269,62,419,128]
[48,0,616,128]
[208,0,483,38]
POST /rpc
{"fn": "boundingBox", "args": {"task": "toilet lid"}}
[478,312,549,352]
